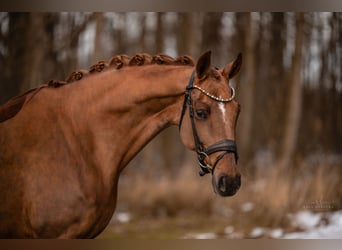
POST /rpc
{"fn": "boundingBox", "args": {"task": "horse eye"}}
[195,109,209,120]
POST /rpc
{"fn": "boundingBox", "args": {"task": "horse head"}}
[179,51,242,197]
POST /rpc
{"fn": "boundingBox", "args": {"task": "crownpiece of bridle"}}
[179,71,239,176]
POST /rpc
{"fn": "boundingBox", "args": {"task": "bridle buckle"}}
[198,151,213,176]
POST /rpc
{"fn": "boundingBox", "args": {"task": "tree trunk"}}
[155,12,164,54]
[112,13,126,54]
[201,12,223,58]
[279,13,304,170]
[176,13,196,55]
[21,13,58,91]
[92,13,105,63]
[1,13,29,104]
[1,13,58,103]
[238,13,256,164]
[268,13,286,156]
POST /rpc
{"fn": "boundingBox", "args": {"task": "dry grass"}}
[117,167,215,218]
[115,160,342,233]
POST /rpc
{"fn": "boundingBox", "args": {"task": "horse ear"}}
[223,53,242,79]
[196,51,212,80]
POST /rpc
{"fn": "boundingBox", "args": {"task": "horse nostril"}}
[218,175,227,193]
[216,174,241,197]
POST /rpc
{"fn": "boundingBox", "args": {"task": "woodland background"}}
[0,12,341,238]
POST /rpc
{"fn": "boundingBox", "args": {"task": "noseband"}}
[179,71,239,176]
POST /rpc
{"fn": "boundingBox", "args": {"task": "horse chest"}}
[24,184,116,238]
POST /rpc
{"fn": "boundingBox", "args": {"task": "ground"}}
[97,209,342,239]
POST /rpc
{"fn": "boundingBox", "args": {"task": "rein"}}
[179,71,239,176]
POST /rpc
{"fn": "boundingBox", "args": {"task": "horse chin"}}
[212,173,241,197]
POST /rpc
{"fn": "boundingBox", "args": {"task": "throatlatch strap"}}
[179,71,195,130]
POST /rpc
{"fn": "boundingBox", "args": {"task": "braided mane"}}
[0,53,194,122]
[48,53,195,87]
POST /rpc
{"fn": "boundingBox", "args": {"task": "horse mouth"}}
[212,174,241,197]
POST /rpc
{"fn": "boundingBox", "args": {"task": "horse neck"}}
[65,65,193,177]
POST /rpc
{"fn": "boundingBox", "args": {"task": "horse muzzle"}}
[197,140,241,197]
[212,171,241,197]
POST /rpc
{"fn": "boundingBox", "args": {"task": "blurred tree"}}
[55,13,94,73]
[111,13,127,55]
[19,13,58,91]
[266,13,286,157]
[1,13,23,104]
[176,13,195,55]
[237,13,256,164]
[324,13,342,153]
[279,13,305,170]
[92,13,105,63]
[155,13,164,53]
[0,13,60,103]
[297,13,342,157]
[201,12,223,61]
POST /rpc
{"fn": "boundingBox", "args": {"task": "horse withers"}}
[0,51,242,238]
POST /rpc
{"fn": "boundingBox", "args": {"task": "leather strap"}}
[179,70,238,176]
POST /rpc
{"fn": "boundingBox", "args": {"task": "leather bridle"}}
[179,71,239,176]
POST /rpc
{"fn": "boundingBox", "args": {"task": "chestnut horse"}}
[0,51,242,238]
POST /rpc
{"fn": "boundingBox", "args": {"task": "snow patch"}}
[269,228,284,238]
[283,210,342,239]
[224,226,234,234]
[288,210,322,230]
[249,227,266,238]
[241,202,255,212]
[192,232,217,239]
[115,212,131,223]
